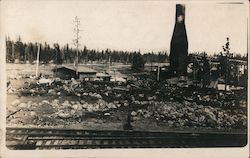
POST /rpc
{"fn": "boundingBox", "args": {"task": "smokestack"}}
[176,4,186,23]
[169,4,188,77]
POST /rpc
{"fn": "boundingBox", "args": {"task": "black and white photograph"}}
[0,0,249,157]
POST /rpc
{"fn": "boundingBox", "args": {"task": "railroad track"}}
[6,127,247,149]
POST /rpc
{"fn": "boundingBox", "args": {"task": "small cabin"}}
[96,72,111,82]
[53,65,97,80]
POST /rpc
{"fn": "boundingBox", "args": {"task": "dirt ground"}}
[6,63,138,130]
[6,63,247,133]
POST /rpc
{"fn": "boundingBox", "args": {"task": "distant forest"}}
[6,36,247,64]
[5,36,169,64]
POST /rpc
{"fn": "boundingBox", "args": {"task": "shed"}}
[96,72,111,81]
[53,65,97,80]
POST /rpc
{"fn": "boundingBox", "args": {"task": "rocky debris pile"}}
[17,77,247,110]
[7,97,127,127]
[131,101,247,129]
[7,95,247,130]
[11,76,247,129]
[7,99,38,126]
[56,99,121,117]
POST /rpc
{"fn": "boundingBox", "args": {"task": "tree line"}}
[5,36,169,65]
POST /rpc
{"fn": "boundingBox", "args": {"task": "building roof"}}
[96,72,111,77]
[229,59,247,65]
[54,65,97,73]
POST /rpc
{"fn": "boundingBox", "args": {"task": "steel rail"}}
[6,127,247,149]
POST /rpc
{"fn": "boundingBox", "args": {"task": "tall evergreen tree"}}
[131,52,145,72]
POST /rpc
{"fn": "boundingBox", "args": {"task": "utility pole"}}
[35,44,41,78]
[108,55,111,73]
[157,64,160,81]
[73,16,81,78]
[12,42,15,60]
[223,37,230,92]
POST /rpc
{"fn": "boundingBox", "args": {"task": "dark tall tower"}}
[169,4,188,76]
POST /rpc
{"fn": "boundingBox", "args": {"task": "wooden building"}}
[53,65,97,80]
[96,72,111,82]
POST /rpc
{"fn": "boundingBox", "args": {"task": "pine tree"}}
[131,52,145,72]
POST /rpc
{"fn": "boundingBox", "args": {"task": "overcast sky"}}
[1,0,248,54]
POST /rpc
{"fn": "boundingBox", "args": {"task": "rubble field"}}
[6,79,247,130]
[6,64,247,132]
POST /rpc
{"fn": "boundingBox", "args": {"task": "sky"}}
[1,0,249,54]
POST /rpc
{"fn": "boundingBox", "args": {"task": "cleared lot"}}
[6,63,247,133]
